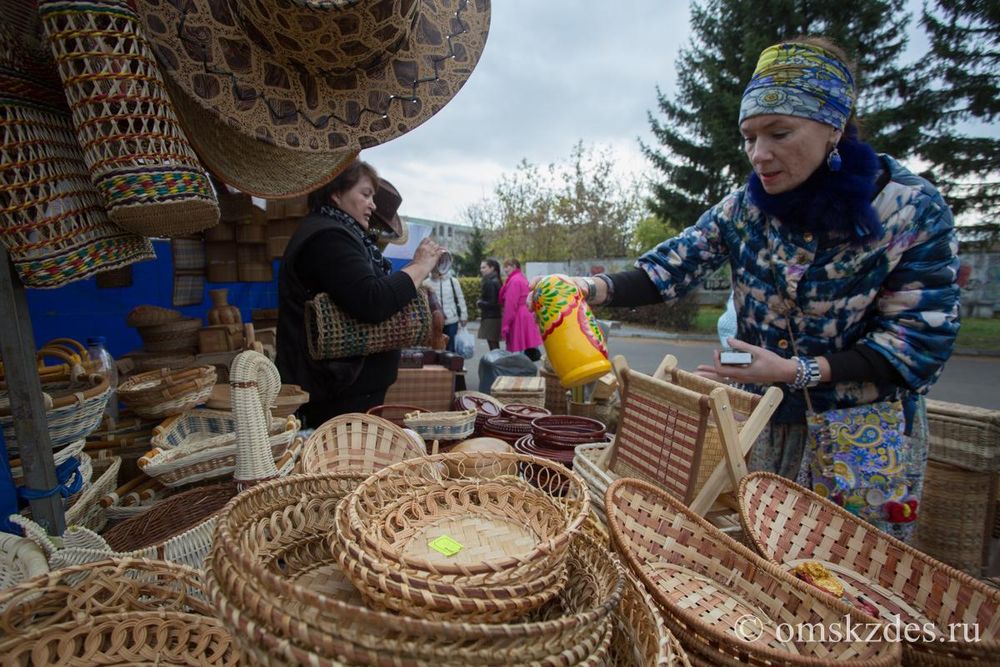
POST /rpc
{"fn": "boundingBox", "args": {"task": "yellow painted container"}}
[531,276,611,388]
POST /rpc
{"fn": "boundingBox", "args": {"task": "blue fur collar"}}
[747,133,883,242]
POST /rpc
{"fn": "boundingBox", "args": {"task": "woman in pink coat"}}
[499,258,543,355]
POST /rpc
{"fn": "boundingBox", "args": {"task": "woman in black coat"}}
[476,258,502,351]
[276,160,444,428]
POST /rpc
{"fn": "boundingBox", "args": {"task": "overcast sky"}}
[363,0,931,224]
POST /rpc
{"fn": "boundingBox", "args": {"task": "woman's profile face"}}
[480,262,492,277]
[331,175,377,228]
[740,115,839,194]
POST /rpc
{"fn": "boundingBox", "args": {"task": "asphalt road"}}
[463,335,1000,410]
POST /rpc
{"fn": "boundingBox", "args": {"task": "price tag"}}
[428,535,463,557]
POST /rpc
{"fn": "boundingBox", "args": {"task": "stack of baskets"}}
[206,470,631,666]
[331,452,591,622]
[453,390,503,435]
[117,365,216,420]
[127,304,201,354]
[514,415,608,469]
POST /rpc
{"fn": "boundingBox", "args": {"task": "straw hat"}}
[136,0,492,199]
[372,178,409,245]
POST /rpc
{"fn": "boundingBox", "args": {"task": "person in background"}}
[537,37,959,542]
[499,258,543,361]
[423,263,467,354]
[477,258,502,350]
[276,161,445,427]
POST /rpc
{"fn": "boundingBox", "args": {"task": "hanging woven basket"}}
[39,0,219,237]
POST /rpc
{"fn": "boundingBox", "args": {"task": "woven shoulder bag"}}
[306,289,432,360]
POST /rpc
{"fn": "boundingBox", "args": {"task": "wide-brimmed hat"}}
[136,0,491,199]
[371,178,408,245]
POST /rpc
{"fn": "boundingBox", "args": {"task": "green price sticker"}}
[428,535,463,557]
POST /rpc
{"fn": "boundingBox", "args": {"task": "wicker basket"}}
[0,558,240,665]
[739,471,1000,665]
[333,452,590,621]
[126,304,184,328]
[139,411,301,487]
[63,456,121,532]
[403,407,476,441]
[611,568,693,667]
[305,289,432,360]
[117,365,216,419]
[491,375,545,408]
[606,477,902,666]
[39,0,219,237]
[0,350,111,452]
[0,15,155,288]
[136,317,201,353]
[0,532,49,593]
[926,399,1000,471]
[540,367,569,415]
[206,382,309,417]
[300,411,427,474]
[207,471,622,666]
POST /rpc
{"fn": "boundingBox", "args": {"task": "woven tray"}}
[0,558,240,665]
[607,477,902,666]
[403,408,476,441]
[207,471,622,666]
[739,471,1000,666]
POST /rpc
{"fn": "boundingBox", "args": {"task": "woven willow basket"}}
[334,452,589,621]
[611,569,693,667]
[926,398,1000,471]
[403,407,476,441]
[207,472,622,666]
[0,558,240,666]
[137,317,201,353]
[738,472,1000,666]
[39,0,219,236]
[0,532,48,593]
[118,365,217,419]
[300,412,426,474]
[0,349,111,452]
[606,478,902,667]
[0,20,154,288]
[306,289,432,360]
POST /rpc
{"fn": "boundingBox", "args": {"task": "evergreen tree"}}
[644,0,914,225]
[916,0,999,219]
[454,222,489,276]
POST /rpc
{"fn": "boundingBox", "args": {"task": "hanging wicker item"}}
[38,0,219,237]
[0,10,154,288]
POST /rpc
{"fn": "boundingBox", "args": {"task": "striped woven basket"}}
[0,17,154,288]
[739,472,1000,666]
[38,0,219,237]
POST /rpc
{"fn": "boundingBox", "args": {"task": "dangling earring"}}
[826,147,842,172]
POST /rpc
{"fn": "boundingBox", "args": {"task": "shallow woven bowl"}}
[207,472,620,666]
[300,412,426,474]
[0,557,240,666]
[341,452,589,580]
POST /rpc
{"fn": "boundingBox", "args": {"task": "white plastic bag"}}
[454,326,475,359]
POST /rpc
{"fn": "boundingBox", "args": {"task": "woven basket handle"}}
[35,346,86,379]
[42,337,89,360]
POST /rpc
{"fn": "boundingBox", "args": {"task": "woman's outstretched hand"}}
[696,337,797,386]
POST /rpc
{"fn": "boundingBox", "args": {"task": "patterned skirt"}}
[749,395,929,543]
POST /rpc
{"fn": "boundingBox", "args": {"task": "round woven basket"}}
[300,412,426,474]
[0,558,240,665]
[207,471,622,666]
[333,452,589,621]
[126,304,184,328]
[39,0,219,237]
[137,317,201,353]
[611,569,693,667]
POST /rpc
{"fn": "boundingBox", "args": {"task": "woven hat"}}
[136,0,492,199]
[372,178,408,245]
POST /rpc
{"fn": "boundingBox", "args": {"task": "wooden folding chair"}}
[606,354,781,521]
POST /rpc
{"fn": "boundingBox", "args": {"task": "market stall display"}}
[738,471,1000,666]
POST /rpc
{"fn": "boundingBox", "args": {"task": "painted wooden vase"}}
[531,275,611,388]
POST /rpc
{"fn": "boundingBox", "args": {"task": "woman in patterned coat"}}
[549,37,960,541]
